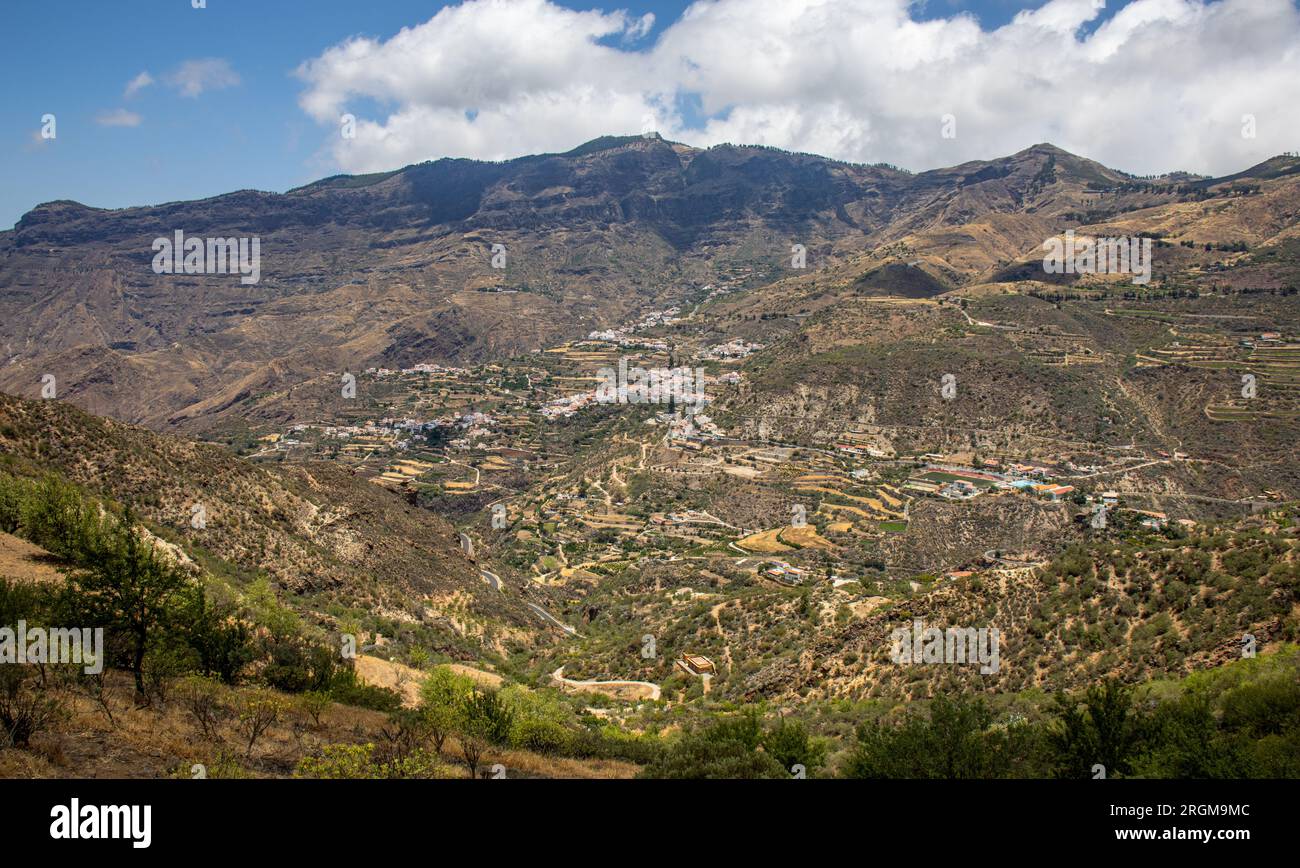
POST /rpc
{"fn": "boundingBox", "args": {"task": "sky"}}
[4,0,1299,229]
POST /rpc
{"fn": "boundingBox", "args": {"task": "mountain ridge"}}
[2,136,1298,433]
[16,136,1274,229]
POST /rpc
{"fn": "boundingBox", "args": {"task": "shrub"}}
[236,690,287,757]
[844,695,1047,779]
[178,589,254,685]
[569,723,663,764]
[0,576,49,626]
[296,743,377,779]
[328,667,402,712]
[178,675,229,741]
[764,719,826,776]
[176,750,249,779]
[259,634,337,694]
[299,690,331,727]
[295,742,454,780]
[501,684,573,754]
[640,710,787,779]
[378,707,436,763]
[0,665,65,748]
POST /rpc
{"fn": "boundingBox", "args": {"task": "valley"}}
[2,136,1297,780]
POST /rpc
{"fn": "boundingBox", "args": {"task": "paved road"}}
[551,666,660,701]
[527,602,578,636]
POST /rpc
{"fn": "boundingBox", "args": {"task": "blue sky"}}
[5,1,1291,230]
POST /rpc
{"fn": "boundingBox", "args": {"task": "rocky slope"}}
[0,392,545,658]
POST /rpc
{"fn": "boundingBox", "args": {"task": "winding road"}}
[551,666,660,701]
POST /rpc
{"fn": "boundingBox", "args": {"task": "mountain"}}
[2,136,1298,782]
[8,135,1295,434]
[0,391,555,660]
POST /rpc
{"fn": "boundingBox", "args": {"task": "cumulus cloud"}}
[295,0,1300,177]
[96,108,142,127]
[124,71,154,99]
[166,58,240,98]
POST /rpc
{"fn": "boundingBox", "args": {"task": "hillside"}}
[4,137,1296,435]
[0,392,549,661]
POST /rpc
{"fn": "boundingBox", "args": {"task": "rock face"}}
[0,136,1135,432]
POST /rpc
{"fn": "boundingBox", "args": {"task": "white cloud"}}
[166,58,240,98]
[124,71,154,99]
[295,0,1300,177]
[96,108,142,127]
[623,12,654,41]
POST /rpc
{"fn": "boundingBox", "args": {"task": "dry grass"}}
[736,528,792,553]
[0,531,66,584]
[777,525,836,550]
[0,669,636,780]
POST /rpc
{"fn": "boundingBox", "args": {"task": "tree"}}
[764,719,826,776]
[378,707,437,765]
[21,475,103,561]
[0,472,26,534]
[65,507,192,703]
[300,691,330,728]
[458,688,514,778]
[1049,678,1145,778]
[258,632,337,694]
[1133,691,1252,778]
[419,666,475,754]
[178,587,254,685]
[463,688,515,745]
[844,695,1043,779]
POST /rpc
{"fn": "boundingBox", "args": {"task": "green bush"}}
[177,588,254,685]
[0,472,27,534]
[259,633,337,694]
[462,688,515,746]
[845,695,1049,779]
[419,666,475,753]
[20,475,105,562]
[640,710,787,779]
[328,667,402,712]
[501,685,572,754]
[295,742,454,779]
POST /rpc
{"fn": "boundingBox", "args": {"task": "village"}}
[231,289,1269,620]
